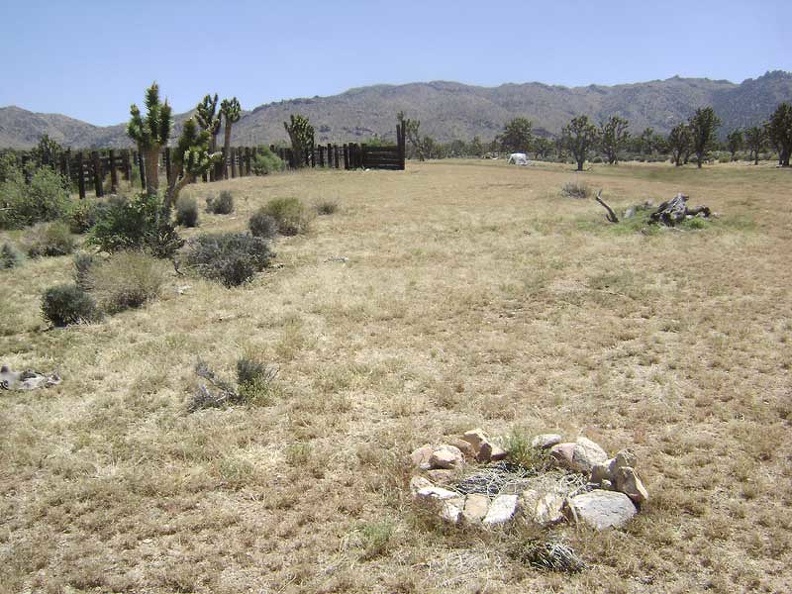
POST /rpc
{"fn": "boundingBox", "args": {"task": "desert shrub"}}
[261,197,311,235]
[89,193,182,258]
[314,199,338,215]
[0,166,71,229]
[503,429,552,472]
[1,242,23,269]
[66,197,106,234]
[85,250,167,314]
[252,146,284,175]
[248,209,278,239]
[206,190,234,214]
[561,181,591,199]
[24,221,76,258]
[72,252,95,290]
[184,232,274,287]
[41,284,100,327]
[175,195,199,227]
[236,356,278,405]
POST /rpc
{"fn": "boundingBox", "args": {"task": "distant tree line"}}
[393,101,792,168]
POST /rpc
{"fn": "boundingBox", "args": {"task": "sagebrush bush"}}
[25,221,76,258]
[248,209,278,239]
[72,252,95,290]
[314,200,338,215]
[561,181,591,199]
[1,242,23,269]
[262,197,311,235]
[184,232,274,287]
[85,250,167,314]
[66,197,106,234]
[252,147,284,175]
[0,166,71,229]
[89,193,182,258]
[175,195,199,227]
[206,190,234,214]
[41,284,100,327]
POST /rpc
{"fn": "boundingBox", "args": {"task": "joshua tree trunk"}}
[143,148,160,195]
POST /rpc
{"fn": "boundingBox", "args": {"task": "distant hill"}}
[2,71,791,149]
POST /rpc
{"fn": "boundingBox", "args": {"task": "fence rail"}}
[15,125,405,199]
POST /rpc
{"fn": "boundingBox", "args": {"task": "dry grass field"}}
[1,160,791,593]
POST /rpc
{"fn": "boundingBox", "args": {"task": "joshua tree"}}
[767,102,792,167]
[284,114,315,168]
[220,97,242,178]
[127,82,172,195]
[598,115,630,164]
[166,118,219,207]
[562,115,599,171]
[726,129,743,160]
[744,125,766,165]
[397,111,428,161]
[688,107,721,168]
[668,123,693,167]
[196,94,222,179]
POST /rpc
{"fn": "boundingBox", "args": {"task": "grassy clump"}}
[261,197,312,235]
[83,250,167,314]
[314,199,339,215]
[24,221,76,258]
[561,180,591,199]
[175,195,199,227]
[1,242,24,269]
[41,284,100,327]
[190,358,277,411]
[248,209,279,239]
[502,429,552,472]
[236,356,278,405]
[184,232,274,287]
[206,190,234,215]
[252,146,284,175]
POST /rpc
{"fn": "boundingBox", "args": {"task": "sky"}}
[1,0,789,126]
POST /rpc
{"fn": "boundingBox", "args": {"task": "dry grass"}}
[1,159,790,593]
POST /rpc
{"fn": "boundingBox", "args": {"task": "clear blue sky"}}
[1,0,789,126]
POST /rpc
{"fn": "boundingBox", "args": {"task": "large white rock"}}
[531,433,563,449]
[566,490,637,530]
[572,437,609,473]
[462,494,490,523]
[483,494,518,526]
[428,444,465,470]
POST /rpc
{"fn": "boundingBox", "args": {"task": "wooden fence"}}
[28,124,405,199]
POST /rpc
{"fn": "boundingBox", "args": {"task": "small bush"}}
[184,232,274,287]
[175,195,199,227]
[0,167,71,229]
[236,357,278,405]
[262,197,311,236]
[41,284,100,327]
[252,146,284,175]
[206,190,234,214]
[73,252,95,290]
[503,429,552,472]
[314,200,338,215]
[561,181,591,199]
[89,193,182,259]
[66,197,105,234]
[85,250,167,314]
[0,242,23,269]
[25,221,76,258]
[248,209,278,239]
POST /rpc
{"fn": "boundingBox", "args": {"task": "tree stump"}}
[650,193,711,226]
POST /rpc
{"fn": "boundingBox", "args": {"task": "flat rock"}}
[428,444,465,470]
[463,494,490,523]
[409,476,434,495]
[416,485,459,501]
[534,493,566,526]
[410,444,434,468]
[572,437,608,473]
[531,433,563,449]
[613,466,649,504]
[566,490,637,530]
[483,494,518,526]
[426,469,455,485]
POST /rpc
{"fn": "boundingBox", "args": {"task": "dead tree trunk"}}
[650,193,711,226]
[594,189,619,223]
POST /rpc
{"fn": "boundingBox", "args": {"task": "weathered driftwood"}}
[594,190,619,223]
[650,193,711,226]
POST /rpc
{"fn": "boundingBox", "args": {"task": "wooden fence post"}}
[121,149,131,181]
[109,149,119,193]
[76,152,86,200]
[91,151,104,197]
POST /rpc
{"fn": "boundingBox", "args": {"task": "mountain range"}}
[1,71,790,150]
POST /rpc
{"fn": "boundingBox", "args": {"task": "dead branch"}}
[594,189,619,223]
